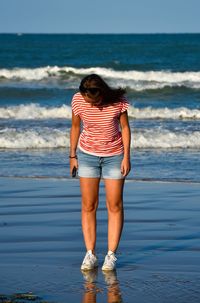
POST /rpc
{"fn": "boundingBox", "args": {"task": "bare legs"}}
[104,179,124,252]
[80,177,124,253]
[80,177,100,253]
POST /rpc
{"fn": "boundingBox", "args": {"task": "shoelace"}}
[84,253,95,263]
[107,254,117,265]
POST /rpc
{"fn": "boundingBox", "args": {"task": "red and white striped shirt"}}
[72,92,129,156]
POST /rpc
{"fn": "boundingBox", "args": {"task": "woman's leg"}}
[80,177,100,253]
[104,179,125,252]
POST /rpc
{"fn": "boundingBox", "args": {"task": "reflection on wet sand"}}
[81,269,123,303]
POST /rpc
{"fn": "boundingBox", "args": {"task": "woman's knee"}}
[82,199,98,212]
[107,200,123,213]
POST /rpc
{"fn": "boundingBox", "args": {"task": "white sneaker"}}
[81,250,98,270]
[102,251,117,271]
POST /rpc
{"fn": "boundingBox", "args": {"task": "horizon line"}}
[0,32,200,35]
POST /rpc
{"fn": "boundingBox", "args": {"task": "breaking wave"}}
[1,66,200,90]
[1,127,200,150]
[1,103,200,120]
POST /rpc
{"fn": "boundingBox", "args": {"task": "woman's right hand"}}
[70,158,78,176]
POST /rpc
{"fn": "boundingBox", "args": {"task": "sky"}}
[0,0,200,34]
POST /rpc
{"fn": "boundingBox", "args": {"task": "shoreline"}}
[1,175,200,185]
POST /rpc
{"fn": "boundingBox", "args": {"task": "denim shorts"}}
[78,149,124,179]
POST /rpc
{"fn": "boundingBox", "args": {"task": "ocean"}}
[0,33,200,182]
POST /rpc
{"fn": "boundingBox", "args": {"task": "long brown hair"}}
[79,74,126,105]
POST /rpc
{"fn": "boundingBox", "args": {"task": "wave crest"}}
[0,104,71,119]
[1,103,200,120]
[1,66,200,90]
[1,127,200,150]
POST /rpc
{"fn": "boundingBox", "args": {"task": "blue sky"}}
[0,0,200,33]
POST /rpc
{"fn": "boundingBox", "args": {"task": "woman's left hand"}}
[121,157,131,177]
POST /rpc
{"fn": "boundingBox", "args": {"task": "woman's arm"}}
[119,111,131,177]
[69,111,81,174]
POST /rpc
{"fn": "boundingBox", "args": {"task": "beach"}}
[1,177,200,303]
[1,33,200,302]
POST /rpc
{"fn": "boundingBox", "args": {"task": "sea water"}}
[0,33,200,182]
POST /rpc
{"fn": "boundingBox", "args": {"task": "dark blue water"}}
[0,34,200,182]
[1,34,200,71]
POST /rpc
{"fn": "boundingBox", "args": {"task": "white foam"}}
[129,106,200,120]
[1,127,200,149]
[0,66,61,81]
[133,129,200,149]
[1,66,200,90]
[0,127,69,149]
[1,103,200,120]
[0,104,72,119]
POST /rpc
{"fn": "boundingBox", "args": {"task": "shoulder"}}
[111,96,129,105]
[72,92,84,103]
[71,92,84,116]
[117,96,129,113]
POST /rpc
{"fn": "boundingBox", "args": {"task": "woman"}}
[69,74,131,271]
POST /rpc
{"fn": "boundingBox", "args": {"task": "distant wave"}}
[1,103,200,120]
[134,129,200,149]
[0,127,68,149]
[0,104,72,119]
[0,66,200,90]
[128,106,200,120]
[1,127,200,149]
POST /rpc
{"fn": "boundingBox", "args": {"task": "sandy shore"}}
[0,177,200,303]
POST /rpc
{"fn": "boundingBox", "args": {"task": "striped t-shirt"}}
[71,92,129,156]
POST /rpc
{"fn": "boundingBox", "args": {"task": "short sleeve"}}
[71,93,82,116]
[120,97,129,113]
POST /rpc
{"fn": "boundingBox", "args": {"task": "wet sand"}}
[0,177,200,303]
